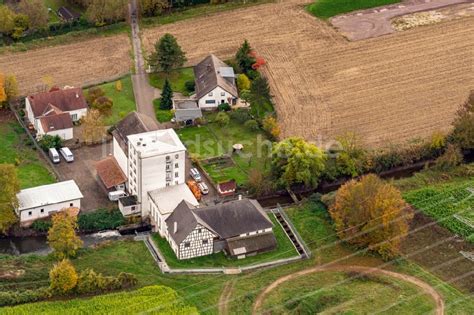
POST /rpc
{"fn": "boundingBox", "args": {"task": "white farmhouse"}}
[15,180,83,226]
[165,199,277,260]
[194,54,238,109]
[25,87,88,140]
[126,129,189,217]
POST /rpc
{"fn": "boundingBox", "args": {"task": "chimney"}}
[238,194,242,200]
[174,222,177,234]
[76,93,79,98]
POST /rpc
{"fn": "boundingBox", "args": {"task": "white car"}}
[59,147,74,162]
[48,148,60,164]
[198,182,209,195]
[190,168,202,182]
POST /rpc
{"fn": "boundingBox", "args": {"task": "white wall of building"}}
[175,224,215,260]
[18,199,81,225]
[113,138,128,175]
[25,98,36,127]
[68,108,87,122]
[128,142,186,218]
[118,203,141,217]
[198,86,237,109]
[36,123,73,140]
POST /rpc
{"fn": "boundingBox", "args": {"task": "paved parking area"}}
[54,142,115,212]
[330,0,472,40]
[185,153,221,206]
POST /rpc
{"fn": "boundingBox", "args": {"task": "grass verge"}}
[152,99,174,123]
[307,0,401,19]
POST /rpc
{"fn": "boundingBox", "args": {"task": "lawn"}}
[176,112,271,186]
[0,116,55,189]
[259,271,435,314]
[152,214,298,268]
[403,179,474,242]
[307,0,401,19]
[149,68,195,96]
[85,76,136,126]
[152,99,174,123]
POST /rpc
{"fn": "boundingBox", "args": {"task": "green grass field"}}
[152,214,298,268]
[307,0,401,19]
[260,271,435,314]
[152,99,174,123]
[85,76,136,126]
[2,285,198,314]
[177,112,271,186]
[149,68,195,96]
[403,179,474,242]
[0,118,55,189]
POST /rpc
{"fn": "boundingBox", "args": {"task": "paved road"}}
[128,0,161,122]
[330,0,472,40]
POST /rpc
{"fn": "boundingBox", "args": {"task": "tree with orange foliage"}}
[329,174,412,260]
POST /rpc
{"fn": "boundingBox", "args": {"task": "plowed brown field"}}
[0,35,131,96]
[143,0,474,147]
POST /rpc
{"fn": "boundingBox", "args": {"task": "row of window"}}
[208,91,226,97]
[27,202,75,216]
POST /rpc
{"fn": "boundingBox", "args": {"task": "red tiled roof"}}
[28,88,87,118]
[39,112,73,132]
[95,157,127,189]
[217,180,237,196]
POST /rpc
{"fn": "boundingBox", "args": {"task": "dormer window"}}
[208,92,213,97]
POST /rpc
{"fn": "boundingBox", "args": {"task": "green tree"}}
[86,0,128,25]
[160,79,173,110]
[149,33,187,73]
[249,76,272,118]
[38,134,63,151]
[262,115,280,140]
[49,259,78,295]
[333,132,367,178]
[12,14,30,39]
[329,174,412,260]
[0,5,15,35]
[139,0,169,17]
[236,73,251,91]
[215,112,230,126]
[450,91,474,150]
[0,164,20,234]
[271,137,326,188]
[18,0,48,29]
[244,119,259,131]
[47,211,83,259]
[92,96,113,116]
[235,39,255,74]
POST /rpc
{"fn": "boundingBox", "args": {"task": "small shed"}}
[95,156,127,192]
[57,7,81,21]
[217,180,237,197]
[173,99,202,125]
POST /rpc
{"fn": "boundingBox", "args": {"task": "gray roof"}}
[166,199,273,244]
[194,54,238,100]
[112,111,159,156]
[17,180,83,211]
[148,184,199,215]
[227,233,277,256]
[175,108,203,122]
[174,99,199,110]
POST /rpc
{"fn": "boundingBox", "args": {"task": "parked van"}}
[48,148,60,164]
[198,182,209,195]
[59,147,74,162]
[108,190,127,201]
[190,168,202,182]
[186,180,202,201]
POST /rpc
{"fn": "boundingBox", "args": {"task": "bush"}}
[38,135,62,151]
[244,119,259,131]
[230,108,251,123]
[0,288,51,307]
[75,269,137,294]
[433,144,463,171]
[215,112,230,126]
[31,219,52,232]
[217,103,231,112]
[262,115,280,140]
[77,209,125,232]
[184,80,195,93]
[49,259,78,295]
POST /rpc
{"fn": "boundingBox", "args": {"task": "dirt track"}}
[143,0,474,147]
[0,35,131,96]
[252,265,444,314]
